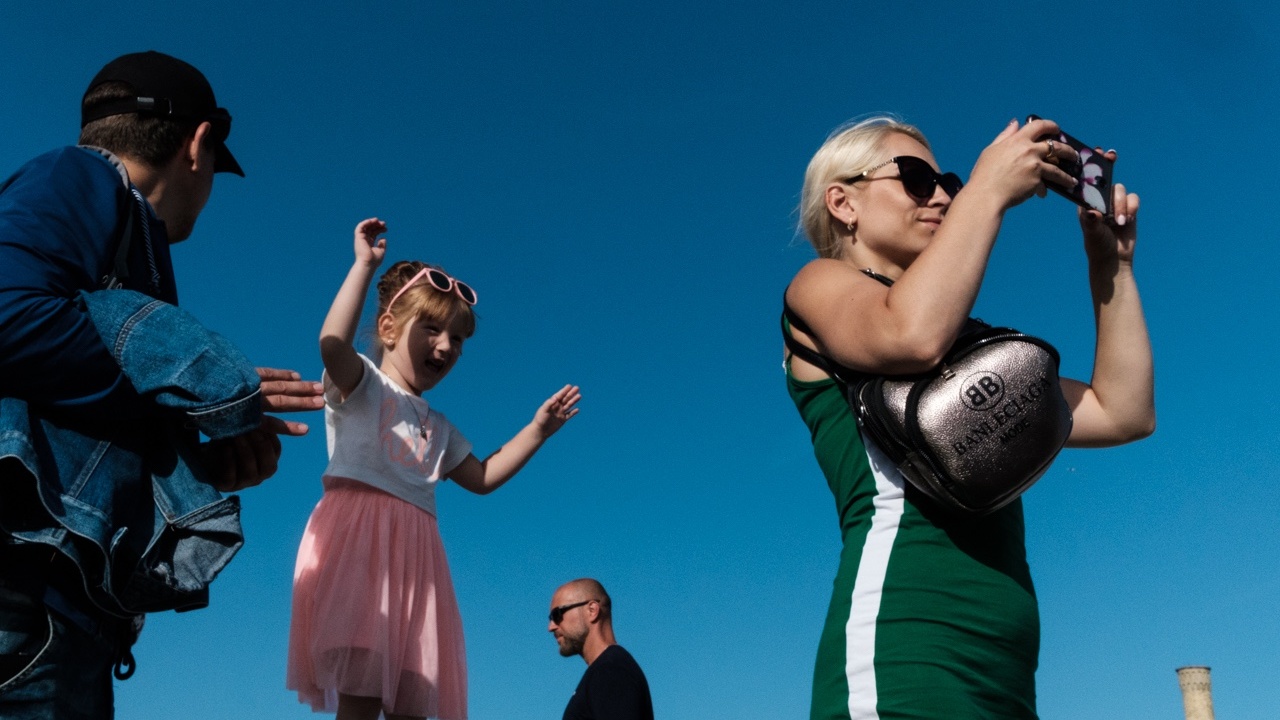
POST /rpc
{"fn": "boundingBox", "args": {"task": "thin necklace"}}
[408,397,428,438]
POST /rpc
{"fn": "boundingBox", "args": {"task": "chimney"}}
[1176,666,1215,720]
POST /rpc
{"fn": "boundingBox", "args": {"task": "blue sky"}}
[3,1,1279,718]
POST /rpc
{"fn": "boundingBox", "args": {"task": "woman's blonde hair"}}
[798,115,930,259]
[372,261,476,358]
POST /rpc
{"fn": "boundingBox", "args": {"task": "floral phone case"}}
[1028,115,1114,217]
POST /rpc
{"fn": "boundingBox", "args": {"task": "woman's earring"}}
[846,220,855,232]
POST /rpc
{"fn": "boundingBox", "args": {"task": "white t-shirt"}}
[322,354,472,515]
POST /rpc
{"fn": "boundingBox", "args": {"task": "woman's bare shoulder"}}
[789,258,861,295]
[787,258,879,309]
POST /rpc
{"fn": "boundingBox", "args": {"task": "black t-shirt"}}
[563,645,654,720]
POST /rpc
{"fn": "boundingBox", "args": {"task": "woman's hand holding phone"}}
[967,118,1080,211]
[1026,115,1115,217]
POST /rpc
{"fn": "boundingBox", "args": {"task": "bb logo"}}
[960,371,1005,411]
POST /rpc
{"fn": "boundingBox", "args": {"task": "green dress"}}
[787,356,1041,720]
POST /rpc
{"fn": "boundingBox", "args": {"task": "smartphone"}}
[1026,115,1114,217]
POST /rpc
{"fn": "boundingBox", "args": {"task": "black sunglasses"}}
[548,600,593,624]
[847,156,963,200]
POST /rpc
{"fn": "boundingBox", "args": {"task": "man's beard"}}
[558,628,587,657]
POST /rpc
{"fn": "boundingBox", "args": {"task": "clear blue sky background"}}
[3,2,1278,718]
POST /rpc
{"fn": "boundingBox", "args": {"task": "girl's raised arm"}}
[320,218,387,398]
[447,384,581,495]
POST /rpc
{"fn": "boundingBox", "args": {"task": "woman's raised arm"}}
[1061,176,1155,446]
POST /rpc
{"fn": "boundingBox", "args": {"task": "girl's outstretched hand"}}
[354,217,388,267]
[533,384,582,438]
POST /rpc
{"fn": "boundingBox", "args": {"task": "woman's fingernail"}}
[1116,214,1127,226]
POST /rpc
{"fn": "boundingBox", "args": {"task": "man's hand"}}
[257,367,324,414]
[203,416,300,492]
[202,368,324,492]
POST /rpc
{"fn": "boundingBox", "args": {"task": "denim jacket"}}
[0,289,261,615]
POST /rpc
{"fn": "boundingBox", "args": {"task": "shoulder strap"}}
[781,270,979,386]
[79,145,138,291]
[103,196,135,290]
[781,270,893,385]
[780,292,858,386]
[860,268,895,287]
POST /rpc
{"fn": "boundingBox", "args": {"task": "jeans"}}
[0,585,121,720]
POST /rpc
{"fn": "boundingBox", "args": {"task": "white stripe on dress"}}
[845,434,906,720]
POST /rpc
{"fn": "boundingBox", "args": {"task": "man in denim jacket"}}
[0,51,322,718]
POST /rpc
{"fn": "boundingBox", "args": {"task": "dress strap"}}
[780,289,858,385]
[859,268,895,286]
[781,269,899,382]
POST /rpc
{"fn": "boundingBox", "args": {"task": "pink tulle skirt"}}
[287,477,467,719]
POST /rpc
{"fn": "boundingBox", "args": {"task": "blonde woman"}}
[783,117,1153,719]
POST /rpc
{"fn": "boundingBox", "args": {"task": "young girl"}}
[287,218,581,720]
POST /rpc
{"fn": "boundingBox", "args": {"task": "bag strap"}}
[103,196,135,290]
[80,145,141,291]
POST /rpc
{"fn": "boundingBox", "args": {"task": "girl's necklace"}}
[409,398,428,439]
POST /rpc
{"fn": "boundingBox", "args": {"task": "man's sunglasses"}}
[548,600,593,624]
[387,266,478,312]
[846,156,963,200]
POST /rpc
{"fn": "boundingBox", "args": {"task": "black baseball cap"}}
[82,51,243,176]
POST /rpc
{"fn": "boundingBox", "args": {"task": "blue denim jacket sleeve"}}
[77,289,262,439]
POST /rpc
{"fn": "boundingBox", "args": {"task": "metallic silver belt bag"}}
[783,286,1072,516]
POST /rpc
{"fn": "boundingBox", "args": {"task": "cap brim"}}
[214,142,244,176]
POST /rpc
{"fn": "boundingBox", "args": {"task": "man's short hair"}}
[78,51,242,175]
[573,578,612,619]
[79,81,198,169]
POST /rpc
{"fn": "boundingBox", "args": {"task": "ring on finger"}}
[1044,139,1056,163]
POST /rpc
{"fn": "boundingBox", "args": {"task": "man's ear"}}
[825,183,857,232]
[185,121,214,172]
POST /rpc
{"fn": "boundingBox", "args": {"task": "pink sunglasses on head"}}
[387,266,477,312]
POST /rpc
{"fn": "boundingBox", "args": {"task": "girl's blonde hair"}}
[372,261,476,357]
[798,115,931,259]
